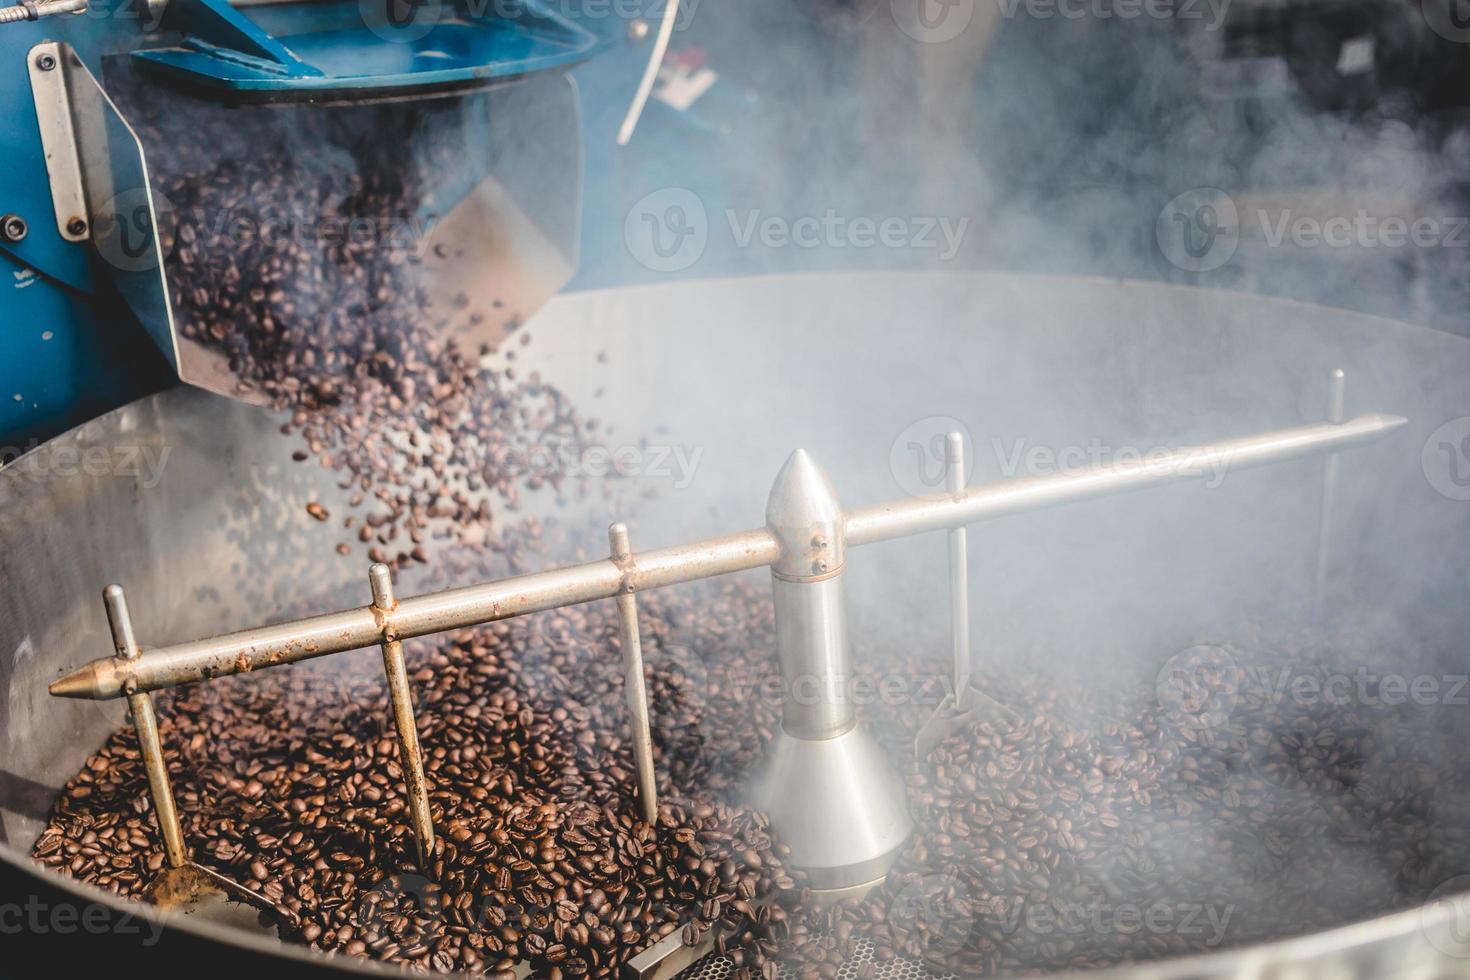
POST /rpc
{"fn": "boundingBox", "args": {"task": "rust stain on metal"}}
[610,553,639,595]
[370,604,402,642]
[144,862,298,928]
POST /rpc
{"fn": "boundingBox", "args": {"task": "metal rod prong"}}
[945,433,972,711]
[104,585,186,870]
[369,563,436,872]
[1314,368,1347,608]
[610,523,658,825]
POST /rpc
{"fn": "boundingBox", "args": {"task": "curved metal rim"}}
[563,268,1466,350]
[1,270,1464,975]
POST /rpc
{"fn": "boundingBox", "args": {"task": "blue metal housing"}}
[135,0,605,96]
[0,0,611,446]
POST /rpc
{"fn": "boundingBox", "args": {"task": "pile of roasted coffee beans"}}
[37,578,798,979]
[37,594,1470,978]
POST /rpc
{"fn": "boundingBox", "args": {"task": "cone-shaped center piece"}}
[751,449,912,893]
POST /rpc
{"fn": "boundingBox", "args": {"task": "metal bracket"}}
[27,42,89,242]
[23,41,179,371]
[623,922,719,980]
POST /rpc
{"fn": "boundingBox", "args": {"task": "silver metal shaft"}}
[610,523,659,825]
[1315,369,1347,608]
[844,413,1403,545]
[945,433,971,711]
[52,528,778,700]
[772,574,855,739]
[0,0,87,24]
[369,564,435,872]
[51,413,1407,702]
[103,585,186,869]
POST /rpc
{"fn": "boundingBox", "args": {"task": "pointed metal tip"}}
[50,663,100,700]
[777,448,819,481]
[767,449,840,522]
[766,448,845,576]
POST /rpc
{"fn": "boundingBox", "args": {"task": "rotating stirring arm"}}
[48,404,1408,894]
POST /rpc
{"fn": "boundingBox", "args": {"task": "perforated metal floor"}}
[673,938,950,980]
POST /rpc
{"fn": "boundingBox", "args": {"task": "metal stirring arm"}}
[50,404,1407,898]
[51,412,1405,701]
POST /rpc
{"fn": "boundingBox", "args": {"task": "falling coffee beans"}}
[112,88,606,580]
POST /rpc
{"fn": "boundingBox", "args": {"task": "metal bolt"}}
[66,216,87,236]
[36,53,56,71]
[0,214,27,243]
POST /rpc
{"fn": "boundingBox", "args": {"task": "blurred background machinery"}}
[6,0,1470,440]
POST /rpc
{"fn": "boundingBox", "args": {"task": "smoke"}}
[550,4,1470,958]
[601,0,1470,336]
